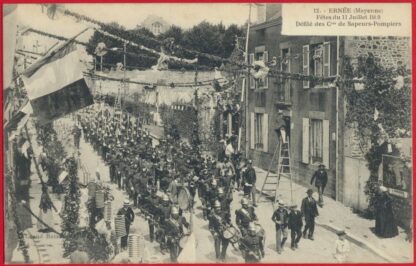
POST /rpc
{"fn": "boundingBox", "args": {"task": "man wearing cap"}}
[235,198,258,237]
[310,164,328,206]
[242,159,257,206]
[239,222,262,263]
[272,200,289,254]
[288,204,303,250]
[117,199,135,250]
[301,189,319,240]
[208,200,231,261]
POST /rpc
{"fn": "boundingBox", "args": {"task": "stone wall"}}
[345,36,411,69]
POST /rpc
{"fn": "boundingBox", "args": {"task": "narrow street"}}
[73,118,384,263]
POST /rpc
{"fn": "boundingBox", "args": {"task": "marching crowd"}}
[76,105,350,263]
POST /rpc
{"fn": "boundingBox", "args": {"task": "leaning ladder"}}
[257,137,294,205]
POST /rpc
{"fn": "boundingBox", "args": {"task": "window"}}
[250,112,269,152]
[302,118,329,166]
[255,113,264,150]
[152,23,161,35]
[310,119,323,163]
[255,91,266,107]
[303,42,332,88]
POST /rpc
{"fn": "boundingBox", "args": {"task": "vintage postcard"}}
[3,2,413,264]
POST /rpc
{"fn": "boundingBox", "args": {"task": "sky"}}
[15,4,257,42]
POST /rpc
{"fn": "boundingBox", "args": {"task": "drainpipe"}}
[335,36,340,202]
[244,4,252,157]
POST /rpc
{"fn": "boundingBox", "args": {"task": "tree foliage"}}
[344,54,411,214]
[86,21,245,70]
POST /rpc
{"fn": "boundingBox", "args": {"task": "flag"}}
[3,4,18,89]
[21,29,93,123]
[4,100,33,139]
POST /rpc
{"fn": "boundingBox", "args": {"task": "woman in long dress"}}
[38,184,56,232]
[375,186,399,238]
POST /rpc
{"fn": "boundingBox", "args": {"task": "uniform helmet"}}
[217,187,224,194]
[211,179,217,186]
[214,200,221,208]
[248,222,256,232]
[162,194,169,202]
[241,198,249,206]
[171,207,179,215]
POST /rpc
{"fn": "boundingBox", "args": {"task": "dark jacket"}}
[117,207,135,228]
[243,167,256,185]
[235,207,257,228]
[271,207,289,229]
[288,210,303,230]
[310,170,328,188]
[301,197,319,220]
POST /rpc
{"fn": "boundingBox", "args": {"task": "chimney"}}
[266,4,282,21]
[256,5,266,24]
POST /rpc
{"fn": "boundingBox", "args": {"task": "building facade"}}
[141,15,171,36]
[246,4,411,205]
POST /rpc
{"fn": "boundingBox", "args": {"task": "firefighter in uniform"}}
[158,194,172,253]
[165,207,190,262]
[145,187,160,242]
[239,222,262,263]
[235,198,258,236]
[208,200,231,261]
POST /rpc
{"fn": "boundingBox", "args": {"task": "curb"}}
[252,168,394,263]
[316,222,393,262]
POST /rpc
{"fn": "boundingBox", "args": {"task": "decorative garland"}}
[5,170,30,263]
[61,157,81,257]
[24,27,379,84]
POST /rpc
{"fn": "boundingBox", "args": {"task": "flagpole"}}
[243,4,252,156]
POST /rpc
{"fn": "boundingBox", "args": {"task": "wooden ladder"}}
[257,137,294,205]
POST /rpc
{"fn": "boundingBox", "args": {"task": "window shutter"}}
[250,112,255,149]
[262,113,268,152]
[263,51,268,88]
[302,45,310,89]
[227,113,232,135]
[263,51,268,63]
[323,119,329,168]
[249,53,255,89]
[302,118,309,164]
[323,42,331,85]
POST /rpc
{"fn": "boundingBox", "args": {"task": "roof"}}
[141,15,170,27]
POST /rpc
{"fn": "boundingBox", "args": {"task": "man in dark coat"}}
[310,164,328,206]
[301,189,319,240]
[288,204,303,250]
[242,160,257,206]
[117,199,135,250]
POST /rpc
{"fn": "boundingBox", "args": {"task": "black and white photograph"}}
[3,3,413,264]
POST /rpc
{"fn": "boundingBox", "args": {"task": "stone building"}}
[246,4,411,208]
[140,15,171,36]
